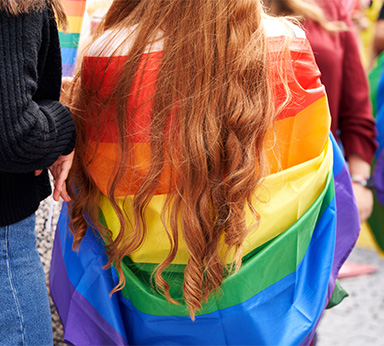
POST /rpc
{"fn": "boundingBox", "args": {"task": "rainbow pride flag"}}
[60,0,87,76]
[50,23,360,345]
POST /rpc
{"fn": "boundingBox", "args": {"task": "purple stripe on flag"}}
[331,164,360,285]
[50,228,128,346]
[301,141,360,346]
[62,64,76,77]
[373,148,384,205]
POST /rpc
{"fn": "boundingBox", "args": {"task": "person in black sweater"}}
[0,0,75,345]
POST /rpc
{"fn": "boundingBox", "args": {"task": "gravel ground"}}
[35,197,384,346]
[35,197,64,346]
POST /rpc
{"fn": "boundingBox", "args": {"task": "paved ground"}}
[317,247,384,346]
[35,197,384,346]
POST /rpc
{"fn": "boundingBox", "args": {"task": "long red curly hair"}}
[67,0,288,319]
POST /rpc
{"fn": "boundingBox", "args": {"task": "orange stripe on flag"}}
[62,0,86,17]
[86,96,330,196]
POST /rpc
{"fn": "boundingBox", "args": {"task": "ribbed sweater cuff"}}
[39,101,76,158]
[62,127,76,156]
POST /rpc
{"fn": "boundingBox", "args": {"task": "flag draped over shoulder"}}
[50,22,360,346]
[59,0,87,77]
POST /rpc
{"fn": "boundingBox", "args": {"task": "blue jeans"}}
[0,214,53,346]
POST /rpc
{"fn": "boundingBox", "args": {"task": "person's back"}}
[50,1,359,345]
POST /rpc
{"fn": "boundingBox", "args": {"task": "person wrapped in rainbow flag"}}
[50,1,360,345]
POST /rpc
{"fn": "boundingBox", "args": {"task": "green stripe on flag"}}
[368,52,384,117]
[59,32,81,49]
[367,190,384,253]
[108,172,335,317]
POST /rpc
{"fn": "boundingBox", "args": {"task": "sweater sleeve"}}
[337,3,377,163]
[0,9,75,174]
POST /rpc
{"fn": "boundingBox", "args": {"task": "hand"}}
[49,151,74,202]
[351,182,374,223]
[348,154,373,223]
[60,77,73,106]
[34,169,43,176]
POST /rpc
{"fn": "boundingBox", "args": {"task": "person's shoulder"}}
[0,0,50,17]
[264,16,306,39]
[264,17,311,56]
[88,26,139,57]
[88,25,164,57]
[313,0,344,21]
[0,3,49,47]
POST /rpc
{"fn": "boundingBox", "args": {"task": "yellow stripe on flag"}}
[99,138,332,265]
[67,16,84,34]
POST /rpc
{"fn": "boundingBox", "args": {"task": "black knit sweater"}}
[0,7,76,226]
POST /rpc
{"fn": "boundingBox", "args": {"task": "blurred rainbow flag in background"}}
[60,0,87,77]
[50,30,360,345]
[364,52,384,256]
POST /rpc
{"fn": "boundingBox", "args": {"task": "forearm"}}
[339,31,377,163]
[0,10,75,173]
[0,99,75,173]
[347,154,371,177]
[347,154,374,223]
